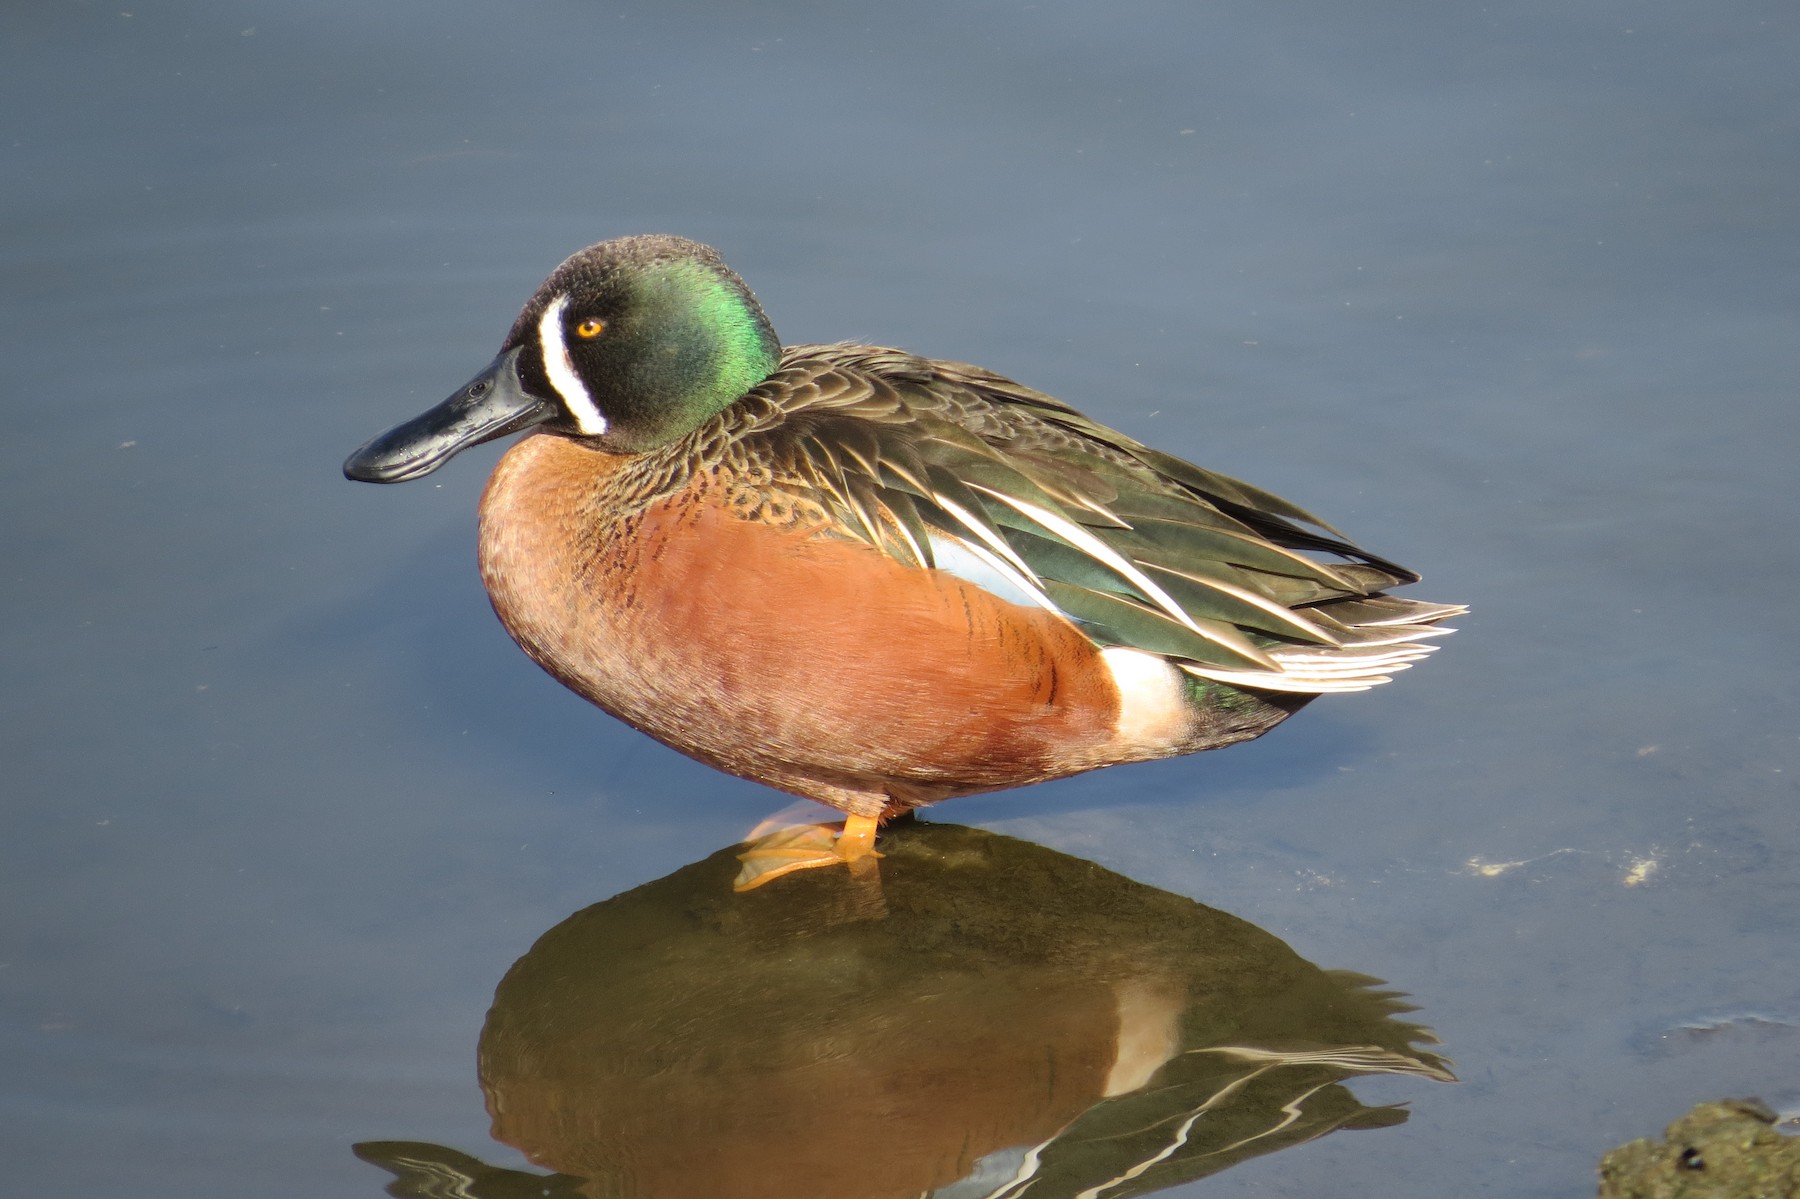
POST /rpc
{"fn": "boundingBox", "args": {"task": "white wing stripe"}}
[931,492,1047,589]
[969,485,1207,637]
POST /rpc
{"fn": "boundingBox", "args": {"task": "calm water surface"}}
[4,2,1798,1196]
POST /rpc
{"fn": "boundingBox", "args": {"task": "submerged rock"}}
[1599,1099,1800,1198]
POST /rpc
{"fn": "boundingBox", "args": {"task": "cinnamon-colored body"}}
[480,433,1183,819]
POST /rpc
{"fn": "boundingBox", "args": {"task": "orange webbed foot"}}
[733,813,883,891]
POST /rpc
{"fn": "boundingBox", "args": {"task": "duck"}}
[344,235,1462,890]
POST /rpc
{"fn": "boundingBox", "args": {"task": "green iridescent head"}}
[343,236,781,483]
[504,234,782,453]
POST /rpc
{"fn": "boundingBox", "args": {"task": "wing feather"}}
[724,344,1459,694]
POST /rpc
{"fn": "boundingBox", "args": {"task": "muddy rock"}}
[1599,1099,1800,1198]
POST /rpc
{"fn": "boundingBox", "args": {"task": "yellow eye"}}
[575,318,605,339]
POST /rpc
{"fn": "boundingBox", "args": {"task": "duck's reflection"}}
[358,821,1450,1198]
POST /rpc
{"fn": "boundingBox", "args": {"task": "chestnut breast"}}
[476,433,1133,805]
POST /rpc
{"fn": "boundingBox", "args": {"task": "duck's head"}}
[344,235,781,482]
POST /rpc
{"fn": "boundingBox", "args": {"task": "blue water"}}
[4,2,1798,1195]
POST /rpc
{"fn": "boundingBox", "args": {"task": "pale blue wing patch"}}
[925,530,1059,613]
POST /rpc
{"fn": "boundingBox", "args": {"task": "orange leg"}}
[733,813,885,892]
[835,813,880,862]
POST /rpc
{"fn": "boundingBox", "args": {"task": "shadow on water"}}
[355,822,1451,1198]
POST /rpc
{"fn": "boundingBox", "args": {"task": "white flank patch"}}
[536,294,607,435]
[1103,979,1182,1098]
[1100,646,1190,750]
